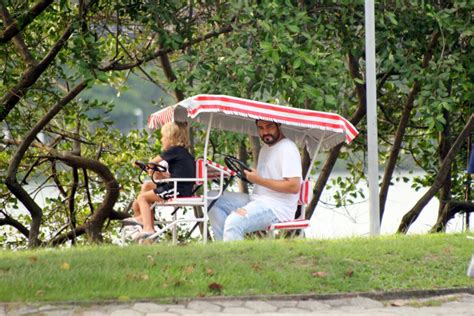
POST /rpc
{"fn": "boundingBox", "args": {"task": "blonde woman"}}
[124,121,195,239]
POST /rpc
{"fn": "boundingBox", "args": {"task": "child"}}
[123,121,195,239]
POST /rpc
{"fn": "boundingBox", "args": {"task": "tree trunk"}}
[379,31,439,221]
[0,0,55,44]
[430,200,474,233]
[436,108,451,225]
[5,81,86,247]
[250,136,261,167]
[305,51,366,219]
[52,152,120,242]
[0,24,74,123]
[398,114,474,233]
[238,140,249,194]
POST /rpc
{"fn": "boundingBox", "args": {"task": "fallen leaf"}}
[391,300,406,306]
[28,256,38,263]
[206,268,215,276]
[345,268,354,278]
[208,282,223,293]
[251,263,261,271]
[0,268,10,276]
[118,295,130,301]
[183,266,195,274]
[60,262,70,270]
[147,255,155,262]
[126,272,149,281]
[311,271,327,278]
[35,290,44,297]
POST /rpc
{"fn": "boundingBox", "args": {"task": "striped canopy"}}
[148,94,358,152]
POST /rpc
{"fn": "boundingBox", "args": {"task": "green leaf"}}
[293,58,302,69]
[387,13,398,25]
[287,24,300,33]
[260,42,273,51]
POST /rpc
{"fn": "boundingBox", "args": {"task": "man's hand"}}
[244,168,260,184]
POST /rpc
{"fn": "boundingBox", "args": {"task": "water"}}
[3,172,472,246]
[307,172,472,238]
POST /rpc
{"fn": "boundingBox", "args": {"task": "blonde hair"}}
[161,121,189,147]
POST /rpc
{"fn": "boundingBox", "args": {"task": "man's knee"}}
[224,209,247,231]
[235,208,247,217]
[223,211,247,241]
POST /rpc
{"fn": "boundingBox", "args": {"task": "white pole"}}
[365,0,380,235]
[134,108,144,130]
[202,114,214,244]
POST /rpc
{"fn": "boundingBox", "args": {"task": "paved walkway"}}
[1,293,474,316]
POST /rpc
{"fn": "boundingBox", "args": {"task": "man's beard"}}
[261,132,280,145]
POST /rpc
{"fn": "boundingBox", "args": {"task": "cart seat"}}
[268,180,312,235]
[269,218,310,230]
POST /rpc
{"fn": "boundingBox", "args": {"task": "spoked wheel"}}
[224,155,251,183]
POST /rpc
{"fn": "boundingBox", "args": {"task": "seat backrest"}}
[196,158,236,184]
[298,180,312,205]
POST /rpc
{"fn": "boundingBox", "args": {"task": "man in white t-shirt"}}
[209,119,302,241]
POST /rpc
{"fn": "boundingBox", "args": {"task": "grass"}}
[0,233,473,302]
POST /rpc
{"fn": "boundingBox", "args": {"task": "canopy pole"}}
[203,114,213,163]
[202,114,214,244]
[365,0,380,235]
[299,133,325,221]
[304,132,325,181]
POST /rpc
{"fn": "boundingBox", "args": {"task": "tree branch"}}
[305,50,367,219]
[0,212,30,238]
[379,31,440,221]
[398,114,474,233]
[0,24,75,123]
[0,5,36,64]
[0,0,54,44]
[5,81,86,247]
[100,24,234,71]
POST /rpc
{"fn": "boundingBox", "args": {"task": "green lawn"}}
[0,233,473,302]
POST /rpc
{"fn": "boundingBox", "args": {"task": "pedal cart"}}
[141,94,358,243]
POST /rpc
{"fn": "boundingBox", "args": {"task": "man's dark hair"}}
[255,119,281,127]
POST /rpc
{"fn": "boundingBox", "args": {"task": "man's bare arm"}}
[244,169,300,194]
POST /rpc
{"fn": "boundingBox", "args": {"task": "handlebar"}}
[134,160,167,172]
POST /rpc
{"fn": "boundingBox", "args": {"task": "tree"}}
[0,1,240,247]
[1,1,472,248]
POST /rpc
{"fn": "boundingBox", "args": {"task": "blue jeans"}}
[208,191,279,241]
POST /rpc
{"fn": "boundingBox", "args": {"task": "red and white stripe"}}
[148,94,358,144]
[196,158,236,184]
[147,106,175,130]
[186,95,358,143]
[298,180,311,205]
[269,219,310,230]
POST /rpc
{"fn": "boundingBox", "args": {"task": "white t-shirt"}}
[250,138,302,221]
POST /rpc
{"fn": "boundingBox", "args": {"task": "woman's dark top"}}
[155,146,195,198]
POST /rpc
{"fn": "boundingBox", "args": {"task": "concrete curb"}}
[3,286,473,306]
[170,286,474,303]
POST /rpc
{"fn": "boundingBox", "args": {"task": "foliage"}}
[0,1,473,248]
